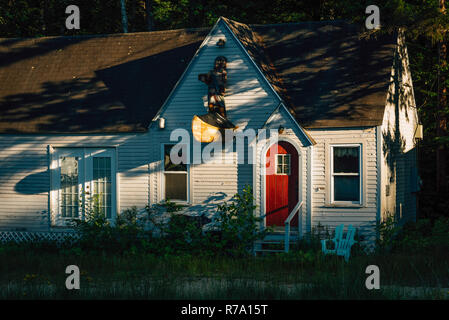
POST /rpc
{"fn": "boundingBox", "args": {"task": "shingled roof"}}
[224,18,397,128]
[0,29,208,133]
[0,18,397,133]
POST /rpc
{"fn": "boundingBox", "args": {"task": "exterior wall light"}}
[159,117,165,129]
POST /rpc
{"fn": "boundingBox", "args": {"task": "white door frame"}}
[260,136,303,231]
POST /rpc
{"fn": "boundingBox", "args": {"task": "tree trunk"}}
[145,0,154,31]
[120,0,128,33]
[437,0,448,193]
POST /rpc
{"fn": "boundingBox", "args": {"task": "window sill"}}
[50,225,76,230]
[160,201,191,209]
[322,204,365,209]
[167,201,190,205]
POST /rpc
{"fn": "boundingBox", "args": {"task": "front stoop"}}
[253,230,300,255]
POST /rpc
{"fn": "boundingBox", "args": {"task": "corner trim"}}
[376,125,382,223]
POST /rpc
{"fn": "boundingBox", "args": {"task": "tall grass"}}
[1,247,448,299]
[1,276,445,300]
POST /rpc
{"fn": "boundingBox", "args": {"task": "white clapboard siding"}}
[149,19,280,212]
[306,127,379,241]
[0,133,149,231]
[380,32,419,224]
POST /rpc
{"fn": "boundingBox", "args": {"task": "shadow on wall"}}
[14,170,49,194]
[186,191,228,219]
[382,35,417,224]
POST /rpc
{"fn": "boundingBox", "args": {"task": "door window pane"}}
[93,157,112,218]
[276,154,291,175]
[60,156,79,218]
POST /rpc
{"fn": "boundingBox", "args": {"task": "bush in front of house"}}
[71,193,150,253]
[376,215,449,254]
[145,199,205,255]
[145,185,267,257]
[210,185,267,257]
[70,186,267,256]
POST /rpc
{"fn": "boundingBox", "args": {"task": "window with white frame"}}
[51,148,116,225]
[92,156,113,218]
[163,144,188,202]
[331,145,361,204]
[60,155,81,218]
[276,154,291,175]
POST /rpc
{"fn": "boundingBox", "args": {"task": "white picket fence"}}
[0,231,80,245]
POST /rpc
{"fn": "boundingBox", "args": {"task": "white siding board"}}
[0,133,149,231]
[307,127,379,242]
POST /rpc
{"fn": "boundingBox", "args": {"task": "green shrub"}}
[72,194,149,253]
[212,185,266,257]
[65,187,269,257]
[376,215,449,254]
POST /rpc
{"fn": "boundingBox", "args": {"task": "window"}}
[60,156,80,218]
[163,144,188,202]
[331,145,361,203]
[276,154,291,175]
[51,148,116,225]
[93,157,112,218]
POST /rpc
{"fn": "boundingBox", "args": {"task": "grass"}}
[0,244,448,299]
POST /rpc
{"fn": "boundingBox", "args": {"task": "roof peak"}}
[1,18,361,42]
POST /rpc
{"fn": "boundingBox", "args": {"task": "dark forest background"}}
[1,0,448,219]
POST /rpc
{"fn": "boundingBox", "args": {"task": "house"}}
[0,17,420,245]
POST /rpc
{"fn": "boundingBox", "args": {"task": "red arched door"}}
[265,141,299,227]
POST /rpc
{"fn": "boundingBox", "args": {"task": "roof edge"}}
[220,17,314,146]
[147,21,220,129]
[0,27,211,42]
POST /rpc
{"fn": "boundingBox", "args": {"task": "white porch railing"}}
[284,200,303,253]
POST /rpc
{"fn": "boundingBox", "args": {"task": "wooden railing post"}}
[284,201,303,253]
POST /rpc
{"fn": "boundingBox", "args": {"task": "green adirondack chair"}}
[321,224,357,262]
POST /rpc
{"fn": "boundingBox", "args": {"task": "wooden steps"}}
[253,231,300,255]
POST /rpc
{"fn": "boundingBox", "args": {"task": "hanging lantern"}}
[192,115,220,143]
[192,113,235,143]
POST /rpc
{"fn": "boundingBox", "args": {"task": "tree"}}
[437,0,448,193]
[145,0,154,31]
[120,0,129,33]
